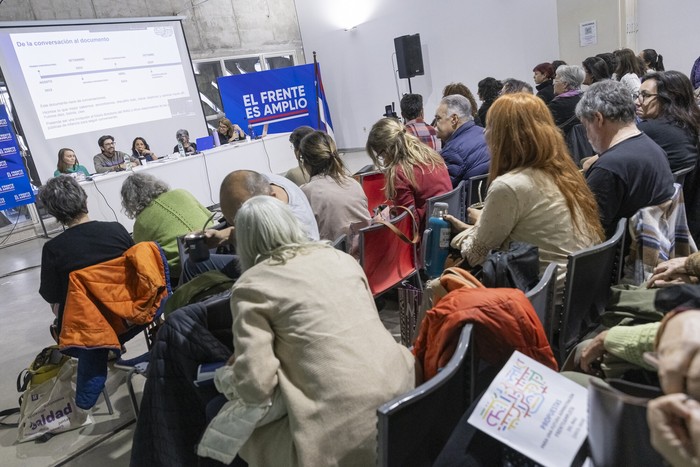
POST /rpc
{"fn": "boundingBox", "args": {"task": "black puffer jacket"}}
[130,294,234,467]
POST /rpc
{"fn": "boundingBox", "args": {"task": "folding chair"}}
[358,209,420,297]
[377,325,475,467]
[466,173,489,208]
[421,181,466,270]
[357,170,390,216]
[556,218,626,364]
[331,233,348,252]
[673,165,694,186]
[524,262,558,346]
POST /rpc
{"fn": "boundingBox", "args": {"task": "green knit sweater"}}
[133,189,212,280]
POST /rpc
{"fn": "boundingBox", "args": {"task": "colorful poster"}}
[0,105,35,210]
[217,63,334,136]
[468,351,588,467]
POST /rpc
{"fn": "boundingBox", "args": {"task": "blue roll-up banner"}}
[0,104,35,210]
[217,63,334,136]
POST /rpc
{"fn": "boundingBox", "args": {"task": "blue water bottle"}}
[426,202,451,278]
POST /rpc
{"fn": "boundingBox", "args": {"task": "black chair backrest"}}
[525,262,558,345]
[673,165,694,186]
[466,173,489,208]
[377,325,474,467]
[331,233,348,252]
[426,181,466,222]
[558,218,626,363]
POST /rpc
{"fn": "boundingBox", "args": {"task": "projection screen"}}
[0,17,208,183]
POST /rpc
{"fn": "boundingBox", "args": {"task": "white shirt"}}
[266,173,320,240]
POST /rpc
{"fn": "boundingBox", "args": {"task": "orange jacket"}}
[414,271,557,380]
[60,241,169,351]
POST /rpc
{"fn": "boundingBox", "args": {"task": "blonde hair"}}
[365,118,446,199]
[486,93,604,241]
[299,131,348,184]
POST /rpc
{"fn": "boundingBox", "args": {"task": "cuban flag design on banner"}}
[218,63,334,136]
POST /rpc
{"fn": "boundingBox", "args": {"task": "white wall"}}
[295,0,560,149]
[636,0,700,76]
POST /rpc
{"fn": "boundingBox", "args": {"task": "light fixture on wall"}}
[327,0,374,31]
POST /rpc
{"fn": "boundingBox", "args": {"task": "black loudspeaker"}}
[394,34,424,79]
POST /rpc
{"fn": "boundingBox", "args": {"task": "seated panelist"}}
[217,118,246,145]
[93,134,140,173]
[54,147,90,180]
[174,129,197,155]
[132,136,158,162]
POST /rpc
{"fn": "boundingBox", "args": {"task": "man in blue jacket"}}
[435,94,491,187]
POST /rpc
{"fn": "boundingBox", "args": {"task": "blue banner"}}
[0,104,35,210]
[217,63,334,136]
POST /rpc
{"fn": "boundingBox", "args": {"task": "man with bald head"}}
[182,169,319,281]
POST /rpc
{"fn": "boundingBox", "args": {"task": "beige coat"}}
[452,167,599,294]
[216,246,414,467]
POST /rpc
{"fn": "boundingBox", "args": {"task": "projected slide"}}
[10,26,191,139]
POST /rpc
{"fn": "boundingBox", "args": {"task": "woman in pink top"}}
[366,117,452,231]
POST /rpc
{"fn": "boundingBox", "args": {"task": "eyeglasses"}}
[633,91,658,101]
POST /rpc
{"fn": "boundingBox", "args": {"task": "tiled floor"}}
[0,150,404,466]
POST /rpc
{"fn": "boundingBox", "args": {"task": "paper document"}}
[468,351,588,467]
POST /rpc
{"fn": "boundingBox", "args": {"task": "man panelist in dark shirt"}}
[577,80,674,237]
[93,134,140,173]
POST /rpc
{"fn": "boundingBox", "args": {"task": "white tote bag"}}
[17,359,93,443]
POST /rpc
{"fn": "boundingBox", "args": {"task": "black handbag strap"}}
[0,407,20,428]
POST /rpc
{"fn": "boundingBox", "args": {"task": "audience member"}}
[582,56,610,85]
[400,93,440,151]
[596,52,617,79]
[445,92,603,294]
[636,71,700,172]
[648,392,700,467]
[217,117,246,144]
[640,48,665,72]
[196,196,414,466]
[548,65,585,135]
[182,169,319,281]
[648,252,700,288]
[614,48,646,94]
[38,176,134,334]
[577,80,675,236]
[131,137,158,162]
[93,135,140,173]
[442,83,482,126]
[298,131,369,241]
[120,172,213,281]
[501,78,533,94]
[174,128,197,155]
[433,94,491,187]
[366,117,451,231]
[532,62,555,104]
[647,306,700,467]
[54,147,90,179]
[283,125,314,186]
[551,59,567,71]
[476,77,502,124]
